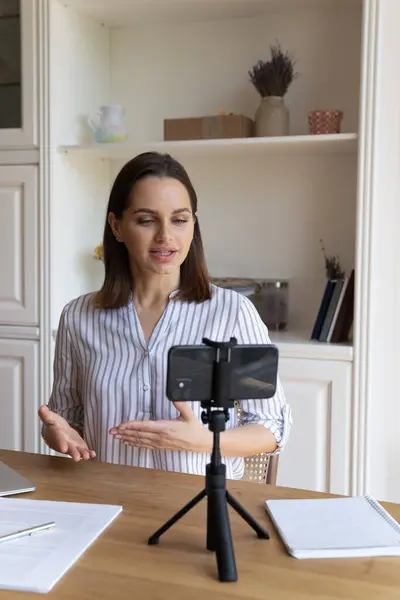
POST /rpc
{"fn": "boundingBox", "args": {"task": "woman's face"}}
[108,176,195,277]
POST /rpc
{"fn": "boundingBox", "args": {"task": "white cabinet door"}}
[0,165,38,325]
[0,338,39,452]
[277,358,353,496]
[0,0,38,148]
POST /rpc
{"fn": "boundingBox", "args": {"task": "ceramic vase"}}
[255,96,289,137]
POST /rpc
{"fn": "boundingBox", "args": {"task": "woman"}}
[39,152,291,480]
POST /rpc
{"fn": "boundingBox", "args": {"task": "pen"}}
[0,522,56,544]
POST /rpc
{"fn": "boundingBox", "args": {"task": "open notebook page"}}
[0,497,122,593]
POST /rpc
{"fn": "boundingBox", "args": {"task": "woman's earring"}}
[115,235,122,243]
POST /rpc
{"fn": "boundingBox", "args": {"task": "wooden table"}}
[0,450,399,600]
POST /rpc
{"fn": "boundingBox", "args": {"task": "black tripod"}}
[148,338,270,582]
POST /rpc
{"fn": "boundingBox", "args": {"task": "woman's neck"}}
[131,271,179,309]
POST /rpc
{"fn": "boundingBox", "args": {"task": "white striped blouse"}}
[49,284,292,479]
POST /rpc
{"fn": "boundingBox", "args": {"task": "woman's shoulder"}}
[208,284,262,322]
[59,292,100,329]
[209,283,252,308]
[208,283,251,315]
[62,291,97,314]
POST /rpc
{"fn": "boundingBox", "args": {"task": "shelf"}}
[269,331,353,362]
[59,0,361,26]
[50,326,352,361]
[58,133,358,161]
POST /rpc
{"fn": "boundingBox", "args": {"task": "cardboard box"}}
[164,114,254,141]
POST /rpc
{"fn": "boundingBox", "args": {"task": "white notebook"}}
[265,495,400,559]
[0,497,122,593]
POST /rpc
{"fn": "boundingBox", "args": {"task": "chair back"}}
[236,403,279,485]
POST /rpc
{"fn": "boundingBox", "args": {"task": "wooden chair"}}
[236,403,279,485]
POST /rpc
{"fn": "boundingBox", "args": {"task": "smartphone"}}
[166,343,279,403]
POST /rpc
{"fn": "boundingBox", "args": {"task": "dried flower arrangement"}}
[93,243,104,261]
[248,43,299,98]
[320,239,345,280]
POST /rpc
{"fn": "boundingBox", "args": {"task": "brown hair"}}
[94,151,211,309]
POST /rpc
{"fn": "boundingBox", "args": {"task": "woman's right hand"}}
[38,405,96,462]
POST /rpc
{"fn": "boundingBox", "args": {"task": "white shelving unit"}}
[269,330,353,361]
[48,0,363,496]
[1,0,400,502]
[58,133,358,160]
[58,0,357,25]
[50,0,362,341]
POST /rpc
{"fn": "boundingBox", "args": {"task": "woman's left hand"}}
[109,402,212,453]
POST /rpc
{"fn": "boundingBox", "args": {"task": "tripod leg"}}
[148,489,206,545]
[226,490,269,539]
[210,489,238,582]
[207,490,216,551]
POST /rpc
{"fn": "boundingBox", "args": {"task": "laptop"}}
[0,461,36,496]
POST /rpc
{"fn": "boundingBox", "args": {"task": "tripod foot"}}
[226,490,269,539]
[148,536,160,546]
[148,489,206,545]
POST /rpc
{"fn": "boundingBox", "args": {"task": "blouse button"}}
[143,384,149,391]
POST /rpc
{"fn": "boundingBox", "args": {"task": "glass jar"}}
[255,280,289,332]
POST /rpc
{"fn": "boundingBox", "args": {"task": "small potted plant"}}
[320,239,345,279]
[248,43,298,137]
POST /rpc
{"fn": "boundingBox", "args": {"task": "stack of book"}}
[310,269,355,343]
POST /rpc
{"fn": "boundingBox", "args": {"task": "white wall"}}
[110,6,362,142]
[49,2,110,328]
[49,1,363,332]
[107,4,361,331]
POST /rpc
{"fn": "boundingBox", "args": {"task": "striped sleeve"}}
[48,306,84,434]
[233,295,292,454]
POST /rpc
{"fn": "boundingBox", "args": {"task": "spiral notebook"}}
[265,495,400,559]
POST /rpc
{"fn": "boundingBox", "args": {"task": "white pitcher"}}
[88,105,128,143]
